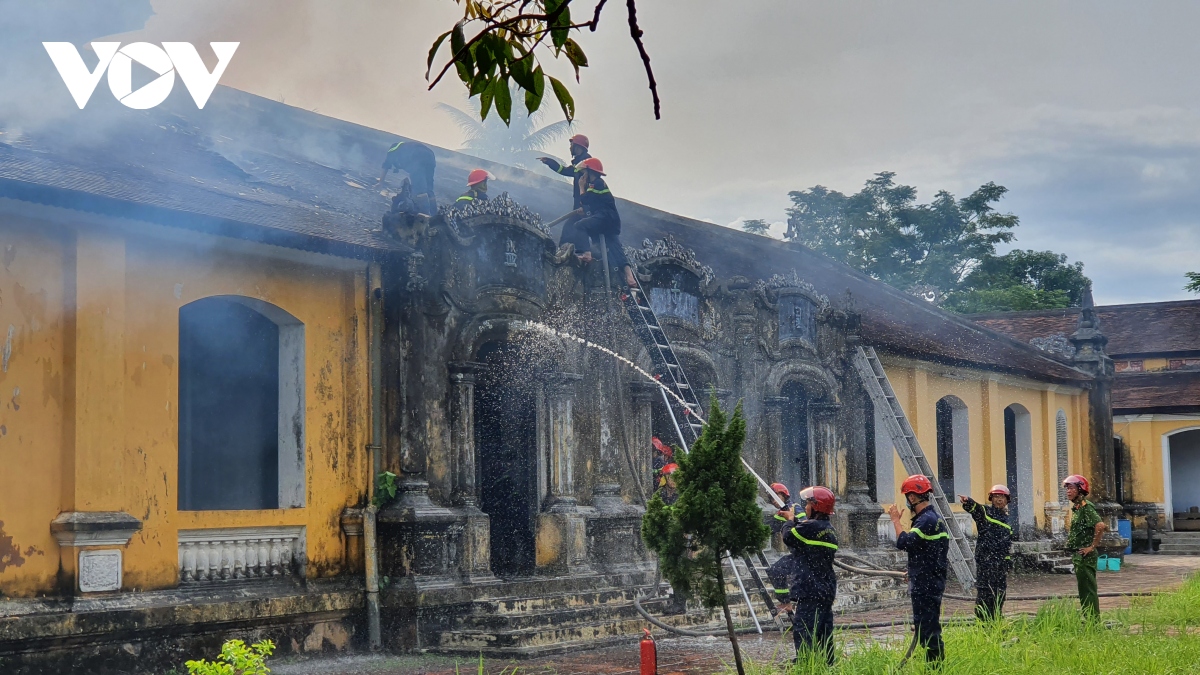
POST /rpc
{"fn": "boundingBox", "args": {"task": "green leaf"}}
[548,75,574,121]
[546,0,571,50]
[468,73,489,97]
[426,30,451,78]
[563,38,588,82]
[509,42,535,91]
[524,66,545,114]
[494,77,512,125]
[473,42,493,78]
[479,77,494,120]
[451,21,472,83]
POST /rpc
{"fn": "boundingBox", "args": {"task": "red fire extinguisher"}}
[640,628,657,675]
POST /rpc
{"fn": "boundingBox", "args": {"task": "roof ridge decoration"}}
[755,269,830,307]
[625,235,716,284]
[438,192,546,235]
[1030,332,1077,359]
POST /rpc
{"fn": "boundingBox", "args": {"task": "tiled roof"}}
[971,300,1200,358]
[0,87,1091,383]
[1113,371,1200,414]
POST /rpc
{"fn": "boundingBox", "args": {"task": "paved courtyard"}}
[271,555,1200,675]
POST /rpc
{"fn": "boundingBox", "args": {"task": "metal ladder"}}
[620,282,705,447]
[851,345,976,592]
[620,280,782,629]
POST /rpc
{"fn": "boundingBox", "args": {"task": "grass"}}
[730,574,1200,674]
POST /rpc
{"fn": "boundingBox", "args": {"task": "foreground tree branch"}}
[428,0,660,123]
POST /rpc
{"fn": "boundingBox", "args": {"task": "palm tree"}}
[438,83,575,171]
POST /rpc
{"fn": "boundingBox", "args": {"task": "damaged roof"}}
[971,300,1200,358]
[0,87,1090,383]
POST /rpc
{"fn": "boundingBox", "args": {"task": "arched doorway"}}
[1167,429,1200,523]
[935,396,969,499]
[781,380,812,495]
[474,340,539,576]
[1004,404,1033,538]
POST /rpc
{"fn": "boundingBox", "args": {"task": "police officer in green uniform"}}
[1064,474,1107,620]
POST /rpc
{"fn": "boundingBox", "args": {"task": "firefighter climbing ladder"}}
[620,279,784,630]
[851,345,977,591]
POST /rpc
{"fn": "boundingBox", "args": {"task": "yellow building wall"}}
[0,213,370,597]
[1114,415,1200,510]
[881,358,1088,531]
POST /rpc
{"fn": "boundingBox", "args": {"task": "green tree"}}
[785,172,1018,293]
[428,1,659,123]
[1186,271,1200,294]
[740,218,771,235]
[641,397,769,675]
[785,172,1090,313]
[439,82,574,169]
[941,249,1089,313]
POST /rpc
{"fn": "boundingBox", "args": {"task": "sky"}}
[9,1,1200,304]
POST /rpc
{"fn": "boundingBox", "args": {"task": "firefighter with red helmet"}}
[765,482,800,612]
[538,134,591,209]
[888,474,949,664]
[1064,474,1106,620]
[655,462,679,505]
[959,485,1013,619]
[782,486,838,665]
[455,169,492,209]
[556,158,637,287]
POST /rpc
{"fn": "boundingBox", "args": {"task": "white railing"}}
[177,526,304,582]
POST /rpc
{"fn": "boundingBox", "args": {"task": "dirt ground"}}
[270,554,1200,675]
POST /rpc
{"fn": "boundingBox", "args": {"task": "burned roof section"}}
[972,300,1200,358]
[0,87,1090,383]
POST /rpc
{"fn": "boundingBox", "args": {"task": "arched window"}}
[935,396,969,498]
[178,297,305,511]
[1056,411,1069,502]
[1004,404,1033,538]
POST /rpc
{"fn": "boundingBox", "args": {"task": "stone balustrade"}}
[177,526,305,582]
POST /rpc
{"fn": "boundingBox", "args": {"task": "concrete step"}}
[438,610,715,656]
[468,587,647,614]
[459,596,676,631]
[1157,545,1200,554]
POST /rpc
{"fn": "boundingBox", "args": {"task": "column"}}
[629,381,659,500]
[545,373,583,509]
[839,355,882,548]
[448,362,483,507]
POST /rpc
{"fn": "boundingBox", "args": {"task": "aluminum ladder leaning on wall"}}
[619,278,775,630]
[851,345,976,592]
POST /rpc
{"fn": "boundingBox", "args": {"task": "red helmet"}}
[467,169,492,186]
[900,474,934,496]
[770,482,790,499]
[569,134,590,149]
[578,157,605,175]
[661,463,679,475]
[1063,474,1090,495]
[798,486,836,515]
[988,484,1011,497]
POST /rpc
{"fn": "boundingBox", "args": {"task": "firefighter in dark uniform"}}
[378,140,437,214]
[654,463,679,506]
[538,134,591,210]
[960,484,1013,620]
[765,482,799,612]
[558,158,637,287]
[782,486,838,665]
[455,169,492,209]
[889,474,949,665]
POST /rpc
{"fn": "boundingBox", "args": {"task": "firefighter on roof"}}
[960,485,1013,619]
[782,486,838,665]
[888,474,949,664]
[455,169,492,208]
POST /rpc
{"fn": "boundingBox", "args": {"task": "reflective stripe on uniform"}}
[791,528,838,550]
[587,188,611,194]
[456,195,474,202]
[969,501,1012,532]
[389,142,404,152]
[908,526,950,541]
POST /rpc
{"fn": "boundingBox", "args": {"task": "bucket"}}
[1096,555,1108,571]
[1108,557,1122,572]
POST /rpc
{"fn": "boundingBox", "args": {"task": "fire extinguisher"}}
[640,628,657,675]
